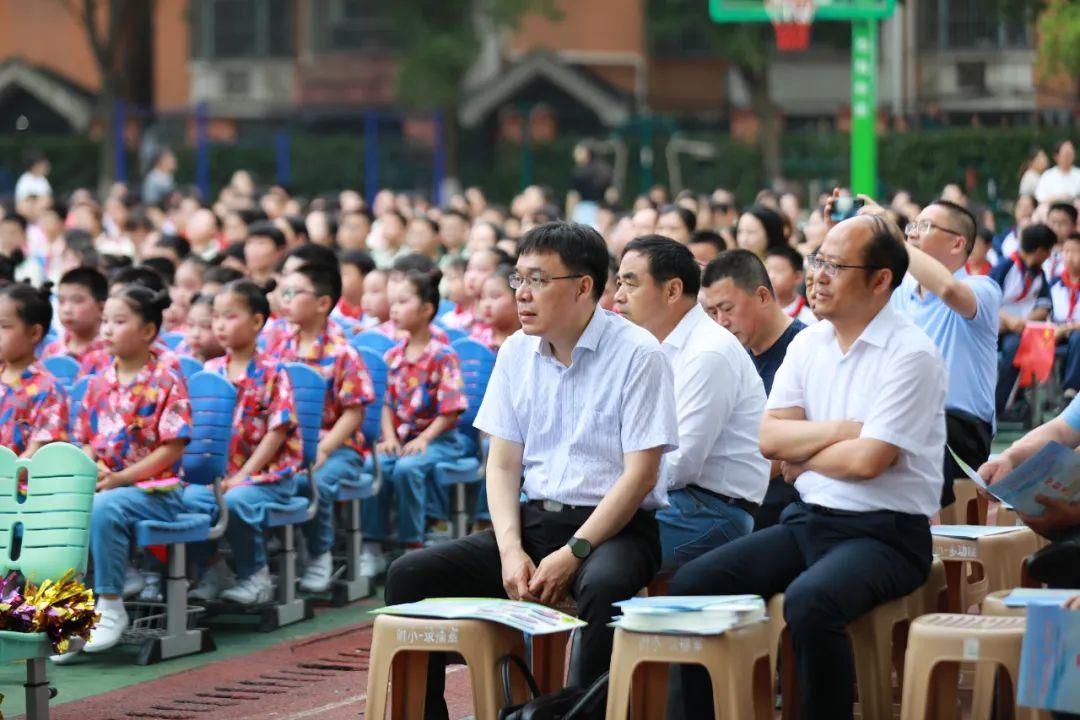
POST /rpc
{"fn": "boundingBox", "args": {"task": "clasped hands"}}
[500,545,582,607]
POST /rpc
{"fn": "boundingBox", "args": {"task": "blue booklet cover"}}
[1018,602,1080,712]
[990,441,1080,517]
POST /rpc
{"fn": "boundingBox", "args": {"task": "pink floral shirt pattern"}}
[384,339,468,443]
[0,361,68,455]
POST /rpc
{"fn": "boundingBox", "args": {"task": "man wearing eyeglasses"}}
[669,215,947,720]
[883,199,1001,510]
[382,222,679,716]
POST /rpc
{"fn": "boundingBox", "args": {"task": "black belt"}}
[686,484,759,515]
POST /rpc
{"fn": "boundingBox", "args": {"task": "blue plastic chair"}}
[178,355,203,380]
[443,326,468,344]
[42,355,79,394]
[67,376,90,438]
[160,332,185,350]
[437,298,455,319]
[132,371,236,664]
[329,348,387,604]
[434,339,496,536]
[350,330,396,355]
[263,362,324,628]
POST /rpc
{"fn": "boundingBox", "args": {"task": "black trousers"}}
[753,476,802,531]
[942,408,993,509]
[667,502,931,720]
[383,502,661,720]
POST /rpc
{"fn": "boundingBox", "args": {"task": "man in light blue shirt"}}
[888,199,1001,508]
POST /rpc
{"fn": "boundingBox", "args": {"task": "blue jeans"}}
[657,485,755,568]
[362,432,466,545]
[424,433,480,522]
[299,446,365,556]
[90,487,185,595]
[996,331,1022,413]
[182,476,297,579]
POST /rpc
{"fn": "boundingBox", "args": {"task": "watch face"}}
[570,538,590,558]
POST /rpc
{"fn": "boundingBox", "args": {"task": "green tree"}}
[1035,0,1080,83]
[389,0,560,179]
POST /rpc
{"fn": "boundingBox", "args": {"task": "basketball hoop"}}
[766,0,816,51]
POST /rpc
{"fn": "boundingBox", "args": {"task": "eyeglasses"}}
[905,220,963,237]
[508,273,585,291]
[807,254,882,278]
[280,288,315,301]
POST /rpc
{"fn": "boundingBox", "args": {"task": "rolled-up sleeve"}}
[765,332,810,412]
[619,348,678,455]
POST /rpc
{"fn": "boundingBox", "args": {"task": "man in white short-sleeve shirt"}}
[670,216,947,720]
[384,222,679,714]
[615,235,768,567]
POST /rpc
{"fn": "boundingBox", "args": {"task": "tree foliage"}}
[1036,0,1080,82]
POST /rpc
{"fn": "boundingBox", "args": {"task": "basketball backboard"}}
[709,0,896,23]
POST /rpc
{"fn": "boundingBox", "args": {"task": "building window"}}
[309,0,394,53]
[918,0,1032,51]
[192,0,295,59]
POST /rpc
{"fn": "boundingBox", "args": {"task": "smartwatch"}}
[567,536,592,560]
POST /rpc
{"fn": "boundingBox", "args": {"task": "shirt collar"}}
[661,303,706,353]
[849,302,898,349]
[533,306,608,360]
[388,336,441,370]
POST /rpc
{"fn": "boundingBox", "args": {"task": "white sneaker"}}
[137,571,163,603]
[189,561,236,602]
[359,550,387,579]
[84,599,128,653]
[50,638,86,664]
[220,569,273,605]
[298,551,333,593]
[122,565,145,599]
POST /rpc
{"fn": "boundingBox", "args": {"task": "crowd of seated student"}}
[3,163,1080,716]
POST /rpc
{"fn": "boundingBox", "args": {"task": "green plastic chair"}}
[0,442,97,720]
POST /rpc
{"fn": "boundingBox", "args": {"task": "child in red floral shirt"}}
[360,269,468,577]
[39,266,111,377]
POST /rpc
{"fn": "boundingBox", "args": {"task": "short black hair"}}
[1021,223,1058,254]
[110,265,166,294]
[440,209,470,225]
[142,257,177,287]
[283,214,308,242]
[203,265,244,286]
[284,242,339,271]
[659,205,697,234]
[59,266,108,303]
[689,229,727,254]
[623,235,701,297]
[976,227,994,247]
[392,252,439,275]
[155,234,191,260]
[930,199,978,254]
[0,213,28,233]
[702,249,774,297]
[290,262,341,310]
[223,241,246,262]
[247,220,286,248]
[1048,202,1079,226]
[340,250,376,275]
[765,244,805,274]
[860,216,909,290]
[0,282,52,338]
[518,222,609,302]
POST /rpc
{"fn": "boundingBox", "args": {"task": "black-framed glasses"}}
[807,254,882,278]
[905,220,963,237]
[508,273,586,291]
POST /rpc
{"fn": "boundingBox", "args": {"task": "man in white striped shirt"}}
[383,222,679,715]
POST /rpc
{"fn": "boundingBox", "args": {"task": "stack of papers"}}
[951,442,1080,517]
[1004,589,1080,608]
[611,595,766,635]
[931,525,1028,540]
[371,598,587,635]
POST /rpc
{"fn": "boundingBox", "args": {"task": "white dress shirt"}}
[767,303,947,517]
[660,303,769,503]
[1035,166,1080,203]
[475,307,679,510]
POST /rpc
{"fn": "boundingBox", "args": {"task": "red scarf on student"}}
[965,259,991,276]
[1010,252,1036,301]
[1062,272,1080,320]
[785,295,807,319]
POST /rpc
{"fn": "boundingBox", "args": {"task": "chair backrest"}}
[450,338,496,441]
[161,331,185,350]
[0,443,97,583]
[284,363,326,468]
[183,371,237,486]
[178,355,203,380]
[443,326,468,344]
[68,376,91,435]
[358,348,388,447]
[351,330,396,355]
[42,355,79,393]
[437,298,454,319]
